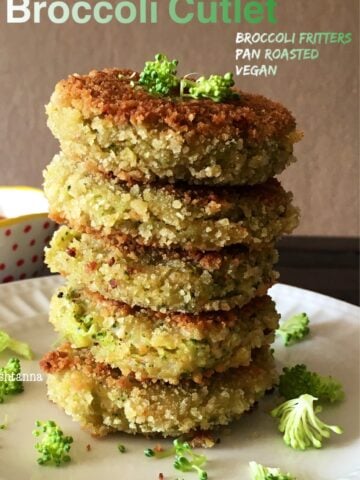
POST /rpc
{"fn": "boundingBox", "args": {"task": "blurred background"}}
[0,0,358,302]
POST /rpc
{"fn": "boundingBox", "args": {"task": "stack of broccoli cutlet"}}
[41,66,301,437]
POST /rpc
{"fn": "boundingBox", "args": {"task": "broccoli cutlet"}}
[41,344,277,437]
[50,285,279,384]
[46,68,301,186]
[45,226,278,313]
[44,153,299,251]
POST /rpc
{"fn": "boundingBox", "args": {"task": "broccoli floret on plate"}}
[0,330,33,359]
[249,461,296,479]
[0,358,23,403]
[33,420,73,466]
[279,364,344,403]
[271,394,343,450]
[276,313,310,346]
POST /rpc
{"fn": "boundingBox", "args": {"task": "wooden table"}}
[278,237,359,306]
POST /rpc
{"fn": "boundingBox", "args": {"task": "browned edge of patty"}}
[40,343,273,389]
[61,288,276,331]
[57,229,276,272]
[52,68,297,143]
[62,168,291,209]
[48,175,294,250]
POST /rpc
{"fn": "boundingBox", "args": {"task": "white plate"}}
[0,276,359,480]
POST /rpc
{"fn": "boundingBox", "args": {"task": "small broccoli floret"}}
[139,54,238,103]
[277,313,310,346]
[0,358,23,403]
[0,330,33,359]
[182,73,238,102]
[33,420,73,466]
[145,438,208,480]
[174,455,207,480]
[173,439,207,479]
[271,394,343,450]
[249,461,296,480]
[279,364,344,403]
[139,53,179,95]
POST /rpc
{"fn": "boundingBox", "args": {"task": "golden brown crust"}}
[48,173,297,252]
[49,176,290,218]
[40,344,74,374]
[41,343,131,388]
[77,289,273,330]
[109,175,289,208]
[41,343,274,389]
[60,229,255,271]
[53,68,296,144]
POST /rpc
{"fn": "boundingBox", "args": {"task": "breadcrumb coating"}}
[45,226,278,313]
[41,344,277,437]
[44,153,300,251]
[41,64,300,440]
[46,68,301,185]
[49,285,279,384]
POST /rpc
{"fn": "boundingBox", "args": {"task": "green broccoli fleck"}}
[271,394,343,450]
[139,53,179,96]
[117,443,126,453]
[0,358,23,403]
[279,364,344,403]
[33,420,73,466]
[0,330,33,359]
[144,448,156,457]
[0,414,9,430]
[145,439,208,480]
[276,313,310,346]
[249,461,296,480]
[181,73,238,102]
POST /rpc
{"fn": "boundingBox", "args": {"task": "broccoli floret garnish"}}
[276,313,310,346]
[145,438,208,480]
[271,394,343,450]
[139,53,238,102]
[33,420,73,466]
[279,364,344,403]
[0,330,33,359]
[249,461,296,480]
[139,53,179,96]
[181,73,238,102]
[0,358,23,403]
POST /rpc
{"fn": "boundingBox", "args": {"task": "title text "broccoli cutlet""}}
[6,0,278,25]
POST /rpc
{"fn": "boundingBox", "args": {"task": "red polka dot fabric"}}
[1,216,56,283]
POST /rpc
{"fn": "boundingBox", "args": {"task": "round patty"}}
[41,344,276,437]
[45,226,278,313]
[46,68,301,186]
[49,285,279,384]
[44,153,299,251]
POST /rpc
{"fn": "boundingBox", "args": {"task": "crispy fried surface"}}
[49,285,279,384]
[49,68,295,142]
[45,226,278,312]
[44,153,300,250]
[46,69,301,186]
[41,344,277,437]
